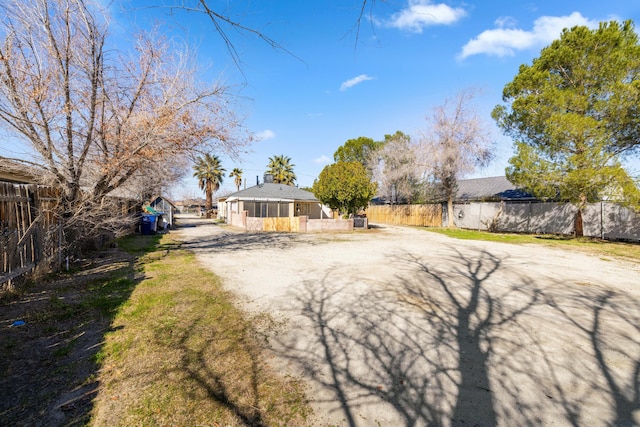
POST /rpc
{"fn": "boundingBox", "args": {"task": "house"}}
[223,182,328,221]
[456,176,535,202]
[221,176,343,232]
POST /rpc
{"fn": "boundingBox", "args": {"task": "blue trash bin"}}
[141,215,152,235]
[148,214,157,233]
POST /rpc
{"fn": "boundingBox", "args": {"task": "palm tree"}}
[193,154,226,218]
[266,154,297,185]
[229,167,243,192]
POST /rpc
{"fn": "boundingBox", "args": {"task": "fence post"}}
[600,201,604,240]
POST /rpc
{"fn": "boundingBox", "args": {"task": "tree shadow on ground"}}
[272,247,640,426]
[395,250,546,426]
[171,314,270,427]
[543,288,640,427]
[104,310,310,426]
[177,222,311,253]
[273,248,545,426]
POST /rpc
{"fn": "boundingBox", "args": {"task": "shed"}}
[149,195,178,229]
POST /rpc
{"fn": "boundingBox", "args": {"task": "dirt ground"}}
[0,250,137,427]
[176,215,640,427]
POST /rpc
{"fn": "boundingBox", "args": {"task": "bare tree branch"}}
[143,1,377,70]
[143,0,304,73]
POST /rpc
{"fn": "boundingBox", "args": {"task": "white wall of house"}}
[217,199,227,220]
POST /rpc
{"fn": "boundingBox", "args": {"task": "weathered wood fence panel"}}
[262,217,300,232]
[366,204,443,227]
[368,201,639,242]
[1,182,61,288]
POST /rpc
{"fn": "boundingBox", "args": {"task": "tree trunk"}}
[205,181,213,219]
[574,209,584,237]
[574,194,587,237]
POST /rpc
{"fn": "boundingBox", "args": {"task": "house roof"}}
[0,157,39,184]
[456,176,534,201]
[226,183,318,202]
[150,195,177,208]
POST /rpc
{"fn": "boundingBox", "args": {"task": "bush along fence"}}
[366,201,639,242]
[1,182,62,290]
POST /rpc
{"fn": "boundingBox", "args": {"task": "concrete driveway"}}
[176,216,640,427]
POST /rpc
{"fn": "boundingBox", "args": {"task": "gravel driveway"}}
[176,215,640,427]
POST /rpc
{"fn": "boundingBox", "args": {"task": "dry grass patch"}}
[91,237,311,426]
[423,228,640,263]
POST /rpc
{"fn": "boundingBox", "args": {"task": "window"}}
[244,202,255,216]
[295,203,311,216]
[244,201,289,217]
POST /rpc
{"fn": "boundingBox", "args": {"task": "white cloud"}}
[340,74,375,91]
[495,16,518,28]
[256,129,276,140]
[385,0,467,33]
[313,155,332,165]
[460,12,599,59]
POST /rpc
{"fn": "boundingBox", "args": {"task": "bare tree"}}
[420,89,494,226]
[0,0,247,245]
[370,131,421,204]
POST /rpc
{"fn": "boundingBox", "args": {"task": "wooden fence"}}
[367,201,638,242]
[246,216,301,232]
[1,182,61,289]
[1,179,146,290]
[367,204,443,227]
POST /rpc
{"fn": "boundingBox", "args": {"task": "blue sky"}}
[4,1,640,199]
[161,0,637,197]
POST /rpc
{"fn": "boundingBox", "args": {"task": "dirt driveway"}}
[176,216,640,427]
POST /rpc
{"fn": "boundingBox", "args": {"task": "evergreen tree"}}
[313,161,377,216]
[493,20,640,234]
